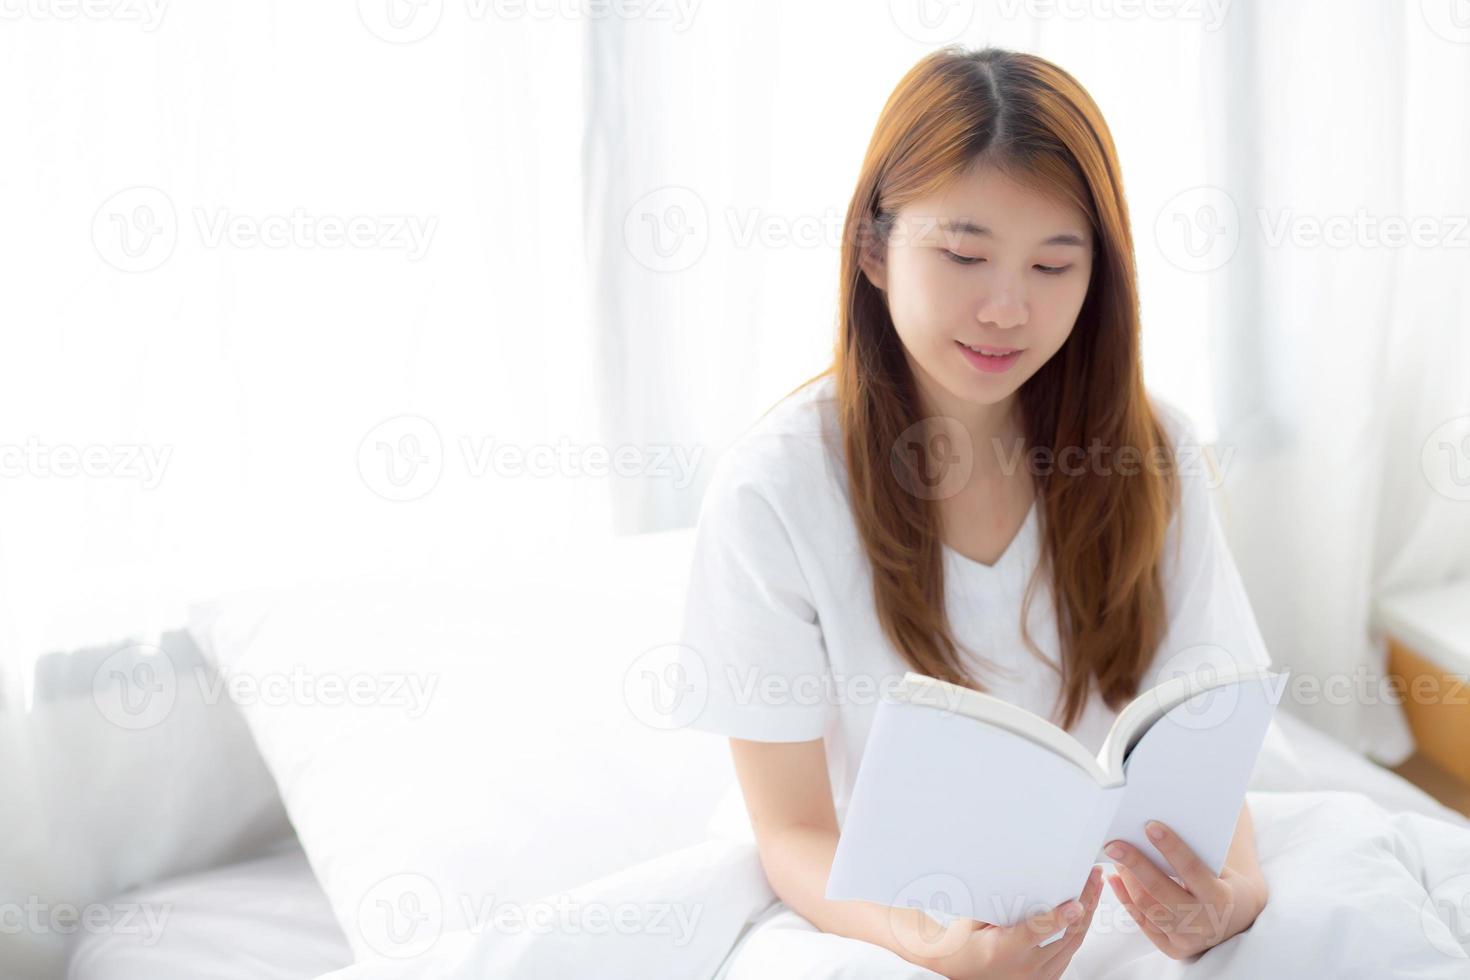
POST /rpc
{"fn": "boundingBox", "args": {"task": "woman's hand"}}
[1104,819,1268,960]
[916,866,1103,980]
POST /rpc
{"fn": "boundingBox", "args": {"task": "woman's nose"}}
[977,288,1028,330]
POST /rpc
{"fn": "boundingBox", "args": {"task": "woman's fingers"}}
[1141,821,1225,898]
[1038,921,1089,980]
[999,863,1093,957]
[1104,837,1193,907]
[1036,866,1103,964]
[1005,897,1081,950]
[1107,872,1174,950]
[1112,862,1178,934]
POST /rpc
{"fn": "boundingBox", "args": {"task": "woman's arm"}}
[729,737,1102,979]
[728,737,952,966]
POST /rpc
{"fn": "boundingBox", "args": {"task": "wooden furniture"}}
[1376,580,1470,816]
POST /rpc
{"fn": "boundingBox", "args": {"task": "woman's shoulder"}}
[718,371,841,471]
[1143,392,1227,565]
[1147,392,1204,451]
[1144,393,1221,492]
[701,372,847,519]
[742,370,840,442]
[1146,392,1222,501]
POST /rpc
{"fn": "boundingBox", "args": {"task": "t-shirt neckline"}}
[941,499,1038,576]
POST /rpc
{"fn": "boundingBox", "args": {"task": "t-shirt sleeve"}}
[674,448,832,742]
[1140,404,1274,691]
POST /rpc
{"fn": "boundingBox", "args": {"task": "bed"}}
[64,709,1470,979]
[53,528,1470,979]
[66,844,349,980]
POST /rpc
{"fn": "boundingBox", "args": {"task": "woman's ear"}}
[858,241,888,292]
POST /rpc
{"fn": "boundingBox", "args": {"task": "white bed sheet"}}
[311,711,1470,980]
[67,711,1470,980]
[66,842,351,980]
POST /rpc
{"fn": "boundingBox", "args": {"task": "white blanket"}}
[316,709,1470,980]
[312,788,1470,979]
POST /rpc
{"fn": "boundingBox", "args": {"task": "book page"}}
[1099,673,1284,875]
[1096,666,1280,780]
[827,699,1120,927]
[902,672,1109,783]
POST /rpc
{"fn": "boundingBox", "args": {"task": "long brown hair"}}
[789,46,1179,729]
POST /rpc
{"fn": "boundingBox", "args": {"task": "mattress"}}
[65,842,351,980]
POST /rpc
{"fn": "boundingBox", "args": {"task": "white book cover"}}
[825,666,1288,927]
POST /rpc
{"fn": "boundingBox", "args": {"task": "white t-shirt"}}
[676,373,1272,824]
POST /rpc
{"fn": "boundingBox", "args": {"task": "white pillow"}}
[186,529,736,962]
[1,631,294,979]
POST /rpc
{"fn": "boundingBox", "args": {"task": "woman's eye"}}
[942,251,1069,275]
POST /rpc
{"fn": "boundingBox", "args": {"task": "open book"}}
[826,665,1288,927]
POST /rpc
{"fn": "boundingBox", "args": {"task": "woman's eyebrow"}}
[937,218,1088,248]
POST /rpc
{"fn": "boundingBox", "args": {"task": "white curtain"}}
[2,1,1465,762]
[586,1,1470,761]
[1195,0,1470,762]
[0,6,602,673]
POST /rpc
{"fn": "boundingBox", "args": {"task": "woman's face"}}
[862,162,1095,416]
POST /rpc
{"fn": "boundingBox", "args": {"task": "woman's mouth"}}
[955,340,1023,373]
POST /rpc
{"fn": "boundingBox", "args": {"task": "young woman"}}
[677,46,1272,979]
